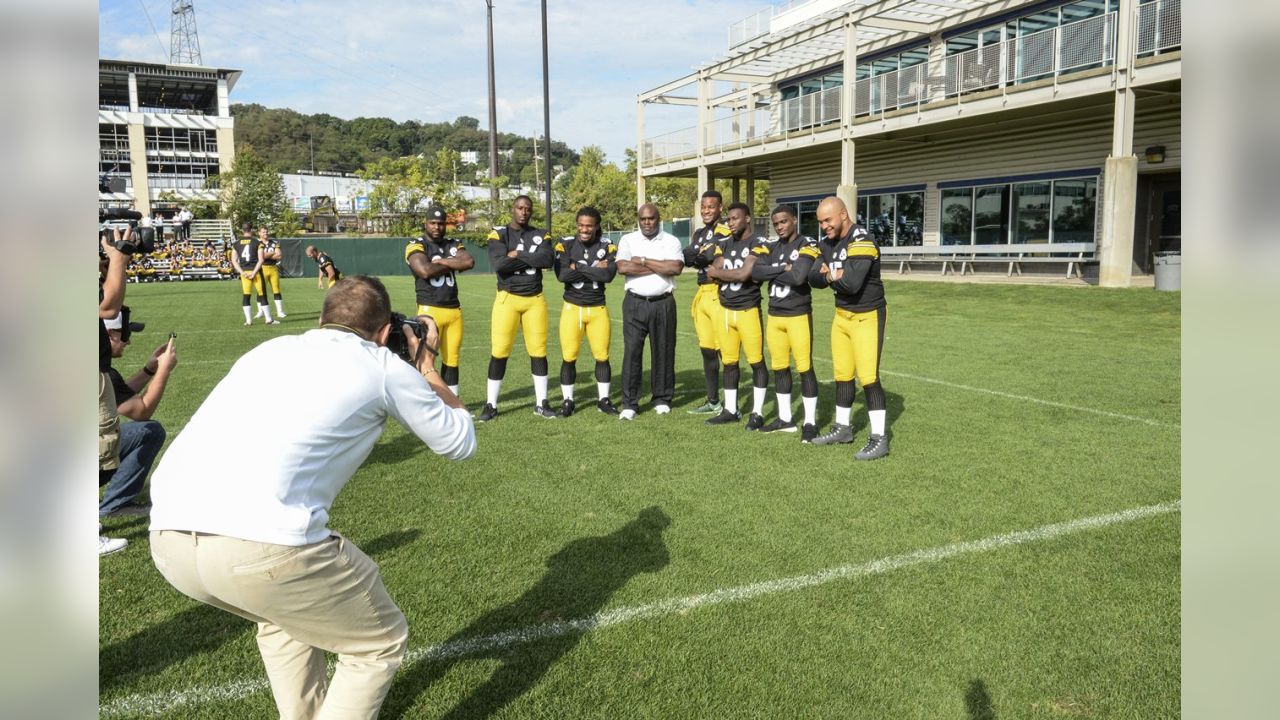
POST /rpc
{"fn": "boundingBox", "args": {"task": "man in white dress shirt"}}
[615,203,684,420]
[149,275,476,720]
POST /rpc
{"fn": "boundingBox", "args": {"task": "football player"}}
[257,226,287,318]
[751,206,822,440]
[704,202,771,429]
[307,245,343,289]
[683,190,731,414]
[405,207,475,398]
[478,195,557,420]
[553,206,619,417]
[808,196,890,461]
[230,224,276,325]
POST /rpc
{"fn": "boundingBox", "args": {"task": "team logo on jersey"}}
[532,235,543,244]
[790,249,799,261]
[839,249,848,261]
[449,246,458,257]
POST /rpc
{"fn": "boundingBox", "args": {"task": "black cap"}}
[426,207,447,221]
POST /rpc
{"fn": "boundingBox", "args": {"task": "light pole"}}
[485,0,500,218]
[540,0,552,233]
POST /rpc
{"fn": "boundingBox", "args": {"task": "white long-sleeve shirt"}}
[149,328,476,545]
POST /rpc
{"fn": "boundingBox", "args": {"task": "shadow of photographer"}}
[383,506,671,719]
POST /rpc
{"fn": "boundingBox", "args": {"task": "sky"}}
[98,0,752,167]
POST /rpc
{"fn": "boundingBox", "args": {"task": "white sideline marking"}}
[99,500,1179,718]
[881,370,1176,427]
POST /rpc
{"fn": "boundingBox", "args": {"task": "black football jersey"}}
[554,236,617,307]
[487,225,553,296]
[713,233,770,310]
[683,220,731,285]
[760,234,821,317]
[261,238,280,266]
[809,227,885,312]
[232,238,261,268]
[405,236,464,308]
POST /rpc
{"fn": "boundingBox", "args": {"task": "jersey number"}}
[571,280,600,291]
[724,258,745,292]
[429,275,456,288]
[240,245,252,263]
[769,283,791,299]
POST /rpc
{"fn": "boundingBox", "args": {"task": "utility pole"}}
[309,134,315,174]
[540,0,552,233]
[485,0,500,219]
[532,134,541,194]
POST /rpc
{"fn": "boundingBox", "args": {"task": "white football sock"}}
[776,392,792,422]
[724,389,738,413]
[533,374,548,404]
[836,405,852,426]
[802,396,817,426]
[486,378,502,407]
[752,386,767,416]
[274,299,285,314]
[869,409,886,436]
[597,381,610,400]
[561,384,574,402]
[448,385,460,398]
[259,304,272,321]
[241,306,252,322]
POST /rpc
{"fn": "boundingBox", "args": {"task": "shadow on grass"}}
[100,603,252,693]
[362,528,422,558]
[382,506,672,719]
[965,678,997,720]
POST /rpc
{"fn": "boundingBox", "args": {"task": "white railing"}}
[729,6,774,48]
[641,126,698,165]
[777,85,843,133]
[704,109,773,152]
[1136,0,1181,56]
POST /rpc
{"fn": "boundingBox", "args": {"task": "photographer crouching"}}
[148,275,475,719]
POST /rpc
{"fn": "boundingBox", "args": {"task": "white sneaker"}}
[619,409,636,421]
[99,536,128,556]
[276,312,287,318]
[654,404,671,415]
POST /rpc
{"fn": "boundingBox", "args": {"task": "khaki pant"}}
[99,371,119,471]
[151,530,408,720]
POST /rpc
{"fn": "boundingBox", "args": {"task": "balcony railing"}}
[728,1,813,48]
[1136,0,1181,56]
[645,2,1181,167]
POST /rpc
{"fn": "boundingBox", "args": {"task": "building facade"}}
[98,58,241,216]
[636,0,1180,286]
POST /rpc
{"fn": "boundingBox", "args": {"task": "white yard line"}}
[100,500,1180,718]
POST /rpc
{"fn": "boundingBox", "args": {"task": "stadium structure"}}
[98,58,240,216]
[635,0,1180,286]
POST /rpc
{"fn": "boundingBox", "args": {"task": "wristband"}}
[143,365,157,376]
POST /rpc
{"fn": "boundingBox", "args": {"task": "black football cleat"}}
[800,423,819,443]
[596,398,620,415]
[854,434,890,461]
[560,399,576,418]
[761,418,797,433]
[477,403,499,422]
[705,409,741,425]
[811,423,853,446]
[744,413,765,431]
[534,401,559,419]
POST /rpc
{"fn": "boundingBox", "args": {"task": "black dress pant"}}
[621,291,676,411]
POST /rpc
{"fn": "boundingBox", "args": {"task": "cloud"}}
[98,0,753,164]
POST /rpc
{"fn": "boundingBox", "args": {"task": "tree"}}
[559,146,635,231]
[215,145,299,236]
[357,149,469,237]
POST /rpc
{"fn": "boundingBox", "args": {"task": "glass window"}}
[973,185,1010,244]
[896,192,924,246]
[1061,0,1107,24]
[1013,182,1052,244]
[866,193,895,245]
[872,58,898,76]
[941,188,972,245]
[1051,178,1097,243]
[857,197,868,227]
[947,33,978,55]
[900,47,929,68]
[781,86,800,101]
[797,200,820,240]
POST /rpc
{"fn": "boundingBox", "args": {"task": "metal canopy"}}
[640,0,1011,102]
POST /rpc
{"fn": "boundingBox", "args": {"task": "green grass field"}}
[99,274,1180,719]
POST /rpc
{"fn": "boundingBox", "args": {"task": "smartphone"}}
[168,331,177,342]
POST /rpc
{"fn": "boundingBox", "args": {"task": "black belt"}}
[627,291,672,302]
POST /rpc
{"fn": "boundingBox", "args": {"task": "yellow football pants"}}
[831,307,886,385]
[716,306,764,366]
[691,283,721,350]
[240,273,266,297]
[261,265,281,295]
[559,302,610,363]
[417,304,463,368]
[490,291,548,359]
[766,314,813,373]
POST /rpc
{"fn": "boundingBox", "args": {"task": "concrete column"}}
[127,72,139,112]
[1099,0,1138,287]
[126,122,150,215]
[215,126,236,176]
[696,165,711,217]
[837,14,858,209]
[216,78,230,117]
[732,177,741,203]
[927,34,946,103]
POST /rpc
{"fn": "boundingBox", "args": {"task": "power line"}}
[135,0,169,61]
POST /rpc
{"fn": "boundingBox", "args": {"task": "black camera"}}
[115,305,146,343]
[386,312,437,364]
[99,208,157,256]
